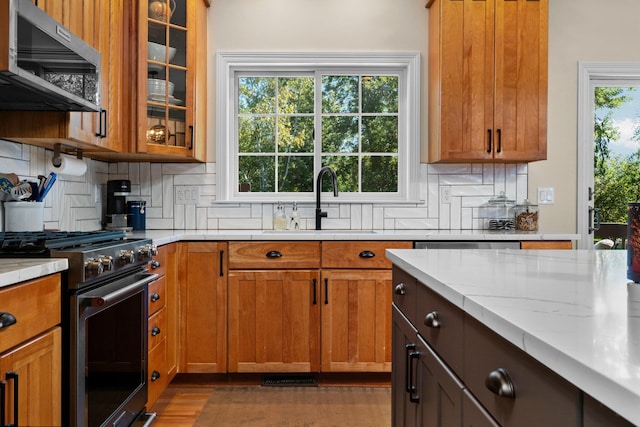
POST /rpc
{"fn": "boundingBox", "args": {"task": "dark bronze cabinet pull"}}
[189,125,194,150]
[151,326,161,336]
[405,344,416,393]
[150,293,161,302]
[424,311,441,328]
[358,250,375,258]
[150,260,160,269]
[312,278,317,305]
[394,283,406,295]
[151,371,161,382]
[0,312,16,329]
[266,251,282,259]
[485,368,516,398]
[324,278,329,304]
[409,351,420,403]
[496,128,502,153]
[5,372,18,426]
[487,129,492,153]
[219,250,224,277]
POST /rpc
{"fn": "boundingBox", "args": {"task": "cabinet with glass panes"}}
[135,0,209,160]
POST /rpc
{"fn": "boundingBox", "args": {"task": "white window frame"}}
[216,52,421,203]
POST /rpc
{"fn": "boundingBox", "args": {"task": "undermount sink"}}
[261,230,378,234]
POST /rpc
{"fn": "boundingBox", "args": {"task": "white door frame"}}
[577,62,640,249]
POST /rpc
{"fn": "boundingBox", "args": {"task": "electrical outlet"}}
[441,186,452,204]
[175,186,200,205]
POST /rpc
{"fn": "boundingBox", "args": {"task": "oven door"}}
[70,271,159,427]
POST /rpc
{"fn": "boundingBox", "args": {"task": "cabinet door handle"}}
[487,129,492,153]
[151,326,161,336]
[485,368,516,398]
[496,128,502,153]
[189,125,194,150]
[324,278,329,304]
[408,351,420,403]
[394,283,406,295]
[424,311,440,328]
[0,380,5,427]
[0,312,16,329]
[219,250,225,277]
[266,251,282,259]
[150,260,160,269]
[151,370,161,382]
[150,292,161,302]
[405,344,416,393]
[358,250,375,258]
[312,278,317,305]
[5,372,18,427]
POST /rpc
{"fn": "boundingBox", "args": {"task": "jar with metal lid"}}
[514,199,539,231]
[480,191,516,231]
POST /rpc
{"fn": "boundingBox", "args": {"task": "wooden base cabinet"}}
[0,274,62,427]
[228,270,320,373]
[178,242,227,373]
[321,269,392,372]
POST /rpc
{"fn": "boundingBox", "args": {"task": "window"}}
[217,53,420,203]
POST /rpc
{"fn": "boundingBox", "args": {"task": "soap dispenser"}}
[290,202,301,230]
[274,202,287,230]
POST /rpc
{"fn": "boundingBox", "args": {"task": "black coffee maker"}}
[105,179,131,231]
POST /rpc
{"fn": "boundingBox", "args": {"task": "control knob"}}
[120,250,135,264]
[100,255,114,271]
[138,244,158,260]
[85,258,104,276]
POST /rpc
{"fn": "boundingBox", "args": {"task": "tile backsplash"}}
[0,140,528,231]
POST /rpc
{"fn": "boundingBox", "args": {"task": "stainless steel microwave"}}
[0,0,101,111]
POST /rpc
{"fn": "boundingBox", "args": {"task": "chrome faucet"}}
[315,166,339,230]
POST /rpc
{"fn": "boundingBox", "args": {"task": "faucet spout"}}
[315,166,339,230]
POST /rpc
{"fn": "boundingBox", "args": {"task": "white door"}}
[577,63,640,249]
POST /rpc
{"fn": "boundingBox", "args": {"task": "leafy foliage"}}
[237,74,399,194]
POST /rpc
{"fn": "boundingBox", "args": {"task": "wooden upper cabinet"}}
[427,0,548,163]
[131,0,209,161]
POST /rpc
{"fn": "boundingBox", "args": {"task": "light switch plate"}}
[175,186,200,205]
[537,187,554,205]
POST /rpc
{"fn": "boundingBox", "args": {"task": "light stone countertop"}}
[129,229,580,246]
[0,258,68,289]
[385,248,639,425]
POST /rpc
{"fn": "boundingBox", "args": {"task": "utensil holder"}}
[4,202,43,231]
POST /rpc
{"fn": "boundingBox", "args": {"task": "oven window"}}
[85,292,145,426]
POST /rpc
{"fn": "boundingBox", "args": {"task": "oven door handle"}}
[80,273,159,308]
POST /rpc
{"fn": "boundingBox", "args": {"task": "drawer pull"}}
[151,370,161,382]
[394,283,406,295]
[150,293,161,302]
[359,250,375,258]
[0,312,16,329]
[151,326,161,336]
[150,260,160,269]
[485,368,516,398]
[405,344,416,393]
[312,278,317,305]
[266,250,282,259]
[424,311,440,328]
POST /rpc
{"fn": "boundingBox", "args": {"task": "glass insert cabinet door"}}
[140,0,193,154]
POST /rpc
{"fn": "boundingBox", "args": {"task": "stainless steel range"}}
[0,231,159,427]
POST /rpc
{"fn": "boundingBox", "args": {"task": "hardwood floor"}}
[150,381,391,426]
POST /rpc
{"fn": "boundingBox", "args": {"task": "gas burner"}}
[0,230,127,256]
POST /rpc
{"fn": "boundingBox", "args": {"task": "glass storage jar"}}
[514,199,539,231]
[480,192,516,231]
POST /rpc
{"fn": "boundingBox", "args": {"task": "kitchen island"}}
[386,248,639,425]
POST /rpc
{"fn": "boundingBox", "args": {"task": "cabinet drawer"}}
[464,316,581,426]
[149,244,169,277]
[322,241,412,269]
[148,306,167,351]
[416,282,464,377]
[147,337,167,408]
[229,241,320,269]
[392,267,417,324]
[148,276,166,316]
[0,274,60,354]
